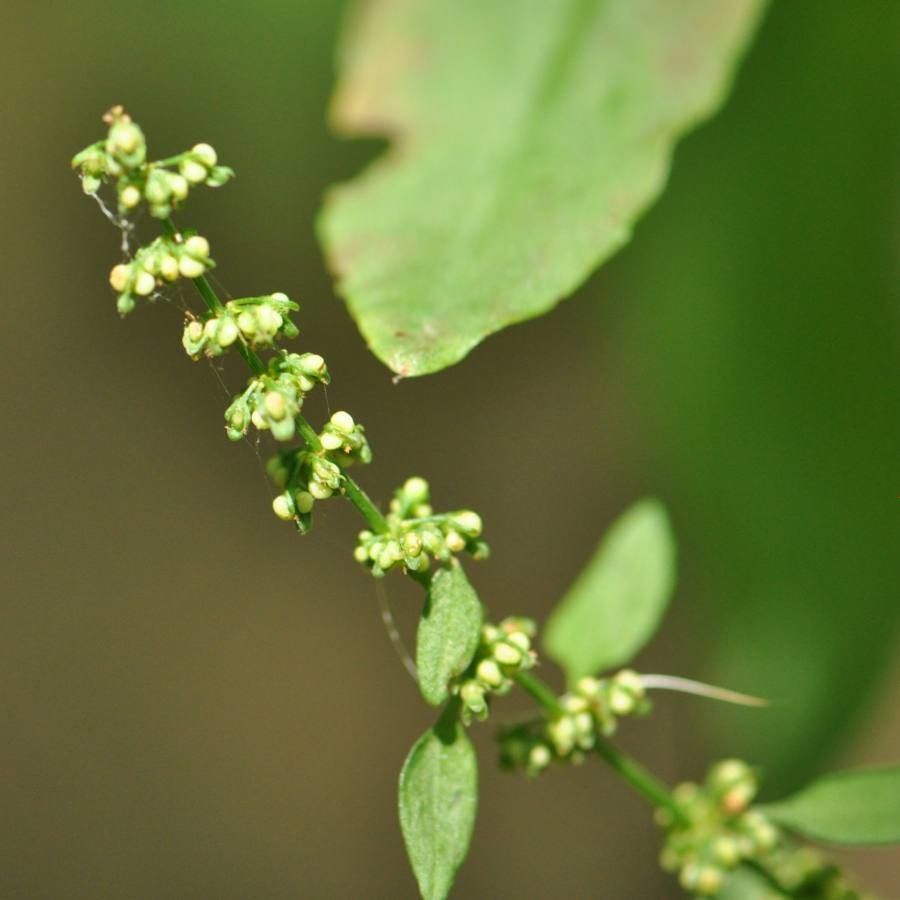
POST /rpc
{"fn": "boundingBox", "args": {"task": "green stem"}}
[514,671,565,716]
[165,216,389,534]
[515,671,688,826]
[593,737,689,827]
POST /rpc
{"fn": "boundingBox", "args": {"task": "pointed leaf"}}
[543,499,675,683]
[761,766,900,845]
[399,711,478,900]
[716,866,788,899]
[320,0,767,376]
[417,563,483,706]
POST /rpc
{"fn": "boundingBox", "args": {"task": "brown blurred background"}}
[1,2,898,897]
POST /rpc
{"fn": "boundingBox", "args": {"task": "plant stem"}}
[164,216,390,535]
[515,671,688,826]
[593,737,689,827]
[514,671,565,716]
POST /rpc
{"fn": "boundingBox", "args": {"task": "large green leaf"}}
[417,563,483,706]
[398,710,478,900]
[319,0,767,376]
[761,767,900,846]
[543,499,676,683]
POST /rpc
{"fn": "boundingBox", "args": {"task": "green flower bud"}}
[185,320,203,342]
[116,293,135,315]
[159,254,179,281]
[402,477,429,506]
[401,532,423,557]
[272,493,294,521]
[353,545,369,563]
[330,410,355,435]
[109,264,131,293]
[452,510,482,537]
[294,491,314,514]
[263,390,287,420]
[506,630,530,653]
[119,184,141,209]
[144,170,171,205]
[460,680,486,711]
[256,304,282,334]
[309,482,333,500]
[547,716,577,756]
[167,172,189,201]
[528,743,552,773]
[134,269,155,296]
[184,235,210,259]
[444,530,465,553]
[214,317,237,348]
[493,642,521,667]
[191,142,217,168]
[321,432,343,451]
[476,658,504,688]
[178,256,206,279]
[180,157,208,184]
[712,837,740,867]
[608,685,636,716]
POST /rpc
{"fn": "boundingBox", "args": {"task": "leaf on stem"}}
[399,707,478,900]
[716,866,788,899]
[417,563,483,706]
[319,0,767,376]
[761,766,900,845]
[543,499,675,684]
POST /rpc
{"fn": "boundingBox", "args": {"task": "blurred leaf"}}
[716,866,787,899]
[543,499,675,683]
[399,708,478,900]
[761,767,900,845]
[320,0,766,376]
[417,563,483,706]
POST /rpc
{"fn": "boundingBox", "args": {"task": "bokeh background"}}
[1,2,897,897]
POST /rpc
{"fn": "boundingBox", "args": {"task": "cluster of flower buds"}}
[353,477,488,576]
[656,760,863,898]
[267,446,353,531]
[72,107,233,216]
[318,411,372,466]
[499,669,650,776]
[455,618,538,723]
[224,351,330,442]
[109,234,212,314]
[182,292,300,358]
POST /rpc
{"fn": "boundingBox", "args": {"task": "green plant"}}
[72,109,899,899]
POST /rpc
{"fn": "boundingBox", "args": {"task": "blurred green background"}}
[1,2,897,897]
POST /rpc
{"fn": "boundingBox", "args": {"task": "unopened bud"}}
[321,432,343,451]
[184,235,210,259]
[178,256,206,279]
[256,304,282,334]
[452,510,482,537]
[180,157,208,184]
[119,184,141,209]
[294,491,314,514]
[528,744,552,771]
[476,658,504,688]
[263,391,287,420]
[159,254,179,281]
[444,530,465,553]
[272,494,294,521]
[109,264,131,293]
[330,411,355,435]
[309,482,333,500]
[493,642,521,667]
[191,143,217,168]
[134,269,155,296]
[402,477,429,505]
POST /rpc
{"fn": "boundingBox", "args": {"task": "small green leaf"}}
[417,563,483,706]
[761,766,900,845]
[399,709,478,900]
[543,499,675,683]
[716,866,787,899]
[320,0,767,376]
